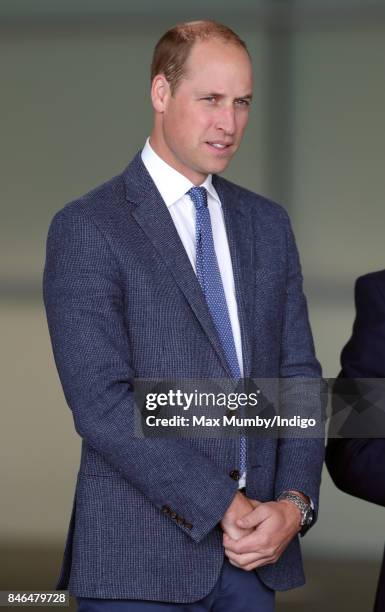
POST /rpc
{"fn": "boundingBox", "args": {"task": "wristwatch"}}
[276,491,314,536]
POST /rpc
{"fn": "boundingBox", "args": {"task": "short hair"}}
[151,20,250,95]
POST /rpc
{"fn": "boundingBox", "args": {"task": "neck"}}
[149,131,208,186]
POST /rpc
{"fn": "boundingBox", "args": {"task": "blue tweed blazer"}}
[43,151,324,602]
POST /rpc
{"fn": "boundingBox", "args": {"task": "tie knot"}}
[187,186,208,211]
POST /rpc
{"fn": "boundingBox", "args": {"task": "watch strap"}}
[276,491,313,530]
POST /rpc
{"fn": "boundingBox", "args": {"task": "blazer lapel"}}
[122,153,233,378]
[213,176,255,380]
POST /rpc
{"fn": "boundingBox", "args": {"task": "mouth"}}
[205,141,234,154]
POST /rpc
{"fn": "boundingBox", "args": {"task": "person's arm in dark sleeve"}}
[326,272,385,507]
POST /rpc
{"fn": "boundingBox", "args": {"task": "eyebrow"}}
[198,92,253,101]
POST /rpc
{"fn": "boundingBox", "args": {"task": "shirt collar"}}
[141,137,220,208]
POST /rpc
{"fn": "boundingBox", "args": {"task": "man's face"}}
[152,38,253,184]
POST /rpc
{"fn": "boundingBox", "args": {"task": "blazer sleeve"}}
[43,207,238,544]
[272,211,325,527]
[325,273,385,507]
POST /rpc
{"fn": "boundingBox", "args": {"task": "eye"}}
[235,99,251,107]
[201,96,217,103]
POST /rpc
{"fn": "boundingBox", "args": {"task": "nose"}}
[215,105,236,135]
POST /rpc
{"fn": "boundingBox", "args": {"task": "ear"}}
[151,75,170,113]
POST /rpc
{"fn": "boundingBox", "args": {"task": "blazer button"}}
[184,522,193,530]
[176,516,184,524]
[229,470,240,481]
[162,505,171,515]
[170,511,177,519]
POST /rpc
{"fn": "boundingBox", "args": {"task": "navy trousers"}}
[76,559,275,611]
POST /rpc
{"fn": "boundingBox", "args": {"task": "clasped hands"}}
[220,491,303,571]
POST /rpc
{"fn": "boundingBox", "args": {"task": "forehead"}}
[183,39,252,89]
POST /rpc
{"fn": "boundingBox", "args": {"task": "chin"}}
[200,159,230,175]
[211,161,230,175]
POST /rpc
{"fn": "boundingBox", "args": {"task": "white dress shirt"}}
[141,138,246,487]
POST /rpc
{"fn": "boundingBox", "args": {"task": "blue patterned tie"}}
[187,186,247,479]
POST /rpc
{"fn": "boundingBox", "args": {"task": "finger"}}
[223,532,253,554]
[228,558,243,569]
[242,557,276,571]
[248,499,262,509]
[225,550,262,567]
[222,523,253,541]
[223,530,275,555]
[227,550,279,571]
[236,504,269,529]
[225,542,277,563]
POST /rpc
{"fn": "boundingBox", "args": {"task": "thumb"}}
[249,499,261,509]
[236,504,265,529]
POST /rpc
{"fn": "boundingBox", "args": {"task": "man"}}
[326,270,385,612]
[43,20,324,611]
